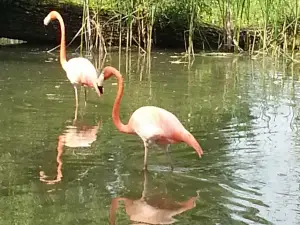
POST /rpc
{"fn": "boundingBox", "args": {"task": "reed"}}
[72,0,299,59]
[79,0,92,56]
[187,0,195,60]
[291,0,299,59]
[146,3,156,54]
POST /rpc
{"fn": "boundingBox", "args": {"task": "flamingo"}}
[43,11,104,114]
[99,66,204,170]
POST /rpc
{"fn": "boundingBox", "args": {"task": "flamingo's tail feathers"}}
[182,132,204,158]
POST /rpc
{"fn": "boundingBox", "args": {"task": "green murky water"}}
[0,46,300,225]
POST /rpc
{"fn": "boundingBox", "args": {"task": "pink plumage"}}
[99,66,203,170]
[43,11,103,115]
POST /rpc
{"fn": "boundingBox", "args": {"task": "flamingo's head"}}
[43,14,52,26]
[97,66,120,95]
[44,11,60,26]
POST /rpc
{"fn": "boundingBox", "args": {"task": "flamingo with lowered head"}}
[98,66,204,170]
[43,11,104,111]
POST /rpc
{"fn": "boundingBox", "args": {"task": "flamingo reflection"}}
[109,171,199,225]
[39,120,101,185]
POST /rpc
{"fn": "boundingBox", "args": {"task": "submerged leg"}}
[165,144,174,171]
[141,169,148,199]
[73,86,78,122]
[143,140,150,171]
[84,87,87,106]
[73,106,78,125]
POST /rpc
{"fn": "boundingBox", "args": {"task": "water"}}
[0,46,300,225]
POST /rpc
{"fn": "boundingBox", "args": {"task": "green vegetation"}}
[71,0,300,60]
[20,0,293,61]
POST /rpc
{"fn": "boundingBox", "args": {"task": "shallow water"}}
[0,46,300,224]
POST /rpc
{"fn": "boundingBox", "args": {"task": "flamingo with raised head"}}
[99,66,204,170]
[43,11,104,112]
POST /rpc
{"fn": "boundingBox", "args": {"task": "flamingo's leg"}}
[164,144,173,171]
[143,140,150,171]
[84,87,87,106]
[73,85,79,122]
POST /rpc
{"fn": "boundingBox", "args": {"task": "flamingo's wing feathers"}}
[129,106,187,144]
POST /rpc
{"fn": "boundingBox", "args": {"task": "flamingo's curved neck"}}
[51,11,67,68]
[104,67,133,134]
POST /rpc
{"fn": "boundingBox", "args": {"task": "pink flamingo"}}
[99,66,204,170]
[43,11,104,113]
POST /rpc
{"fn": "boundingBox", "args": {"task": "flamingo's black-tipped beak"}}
[96,72,104,96]
[98,86,104,95]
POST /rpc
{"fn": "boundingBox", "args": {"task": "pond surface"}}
[0,46,300,225]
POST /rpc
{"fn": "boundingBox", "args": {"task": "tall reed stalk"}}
[291,0,299,59]
[80,0,87,55]
[93,2,107,63]
[80,0,92,56]
[146,4,156,54]
[233,0,248,52]
[125,0,134,54]
[187,0,195,60]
